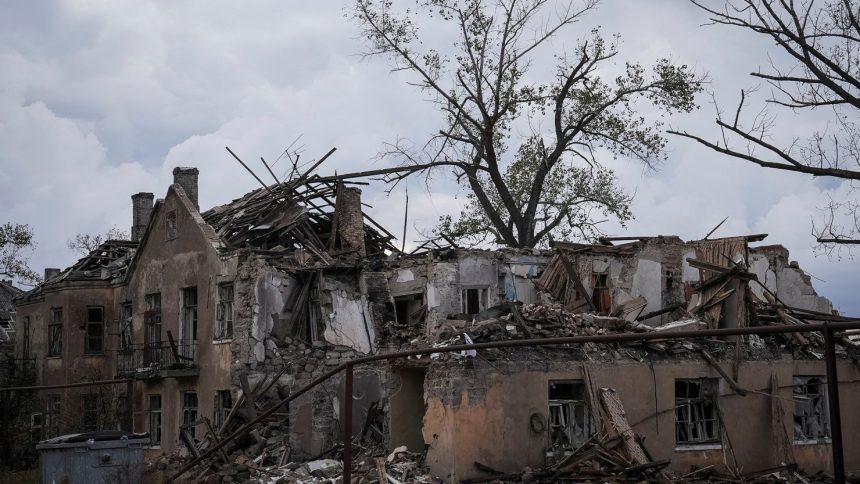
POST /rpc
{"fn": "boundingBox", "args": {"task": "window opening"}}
[84,306,104,354]
[794,376,830,441]
[215,283,234,340]
[675,378,720,445]
[148,394,162,445]
[548,381,591,451]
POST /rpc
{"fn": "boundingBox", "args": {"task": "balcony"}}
[115,340,199,379]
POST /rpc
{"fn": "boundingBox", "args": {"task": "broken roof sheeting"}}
[16,240,138,302]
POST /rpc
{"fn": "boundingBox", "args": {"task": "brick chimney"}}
[337,187,366,257]
[44,268,61,282]
[131,192,154,242]
[172,167,199,210]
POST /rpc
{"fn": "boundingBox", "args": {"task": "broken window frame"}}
[214,390,232,430]
[84,306,104,355]
[48,307,62,357]
[81,393,99,432]
[148,394,162,446]
[675,378,720,446]
[215,283,234,341]
[461,287,489,316]
[793,376,831,443]
[548,380,592,453]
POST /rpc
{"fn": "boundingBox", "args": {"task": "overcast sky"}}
[1,0,858,314]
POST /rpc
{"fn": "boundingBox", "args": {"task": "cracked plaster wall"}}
[320,274,376,354]
[749,248,833,313]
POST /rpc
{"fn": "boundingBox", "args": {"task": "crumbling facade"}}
[13,168,860,482]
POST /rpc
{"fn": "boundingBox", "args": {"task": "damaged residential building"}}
[12,166,860,482]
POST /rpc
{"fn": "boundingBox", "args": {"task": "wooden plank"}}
[558,253,596,312]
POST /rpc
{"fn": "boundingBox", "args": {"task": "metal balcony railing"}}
[116,340,198,377]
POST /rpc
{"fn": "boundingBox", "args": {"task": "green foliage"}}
[0,223,39,284]
[437,136,632,246]
[355,0,702,247]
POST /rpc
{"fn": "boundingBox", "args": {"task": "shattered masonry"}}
[11,166,860,483]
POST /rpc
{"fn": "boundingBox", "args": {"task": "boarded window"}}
[148,394,162,445]
[48,308,62,357]
[675,378,720,445]
[215,283,234,340]
[214,390,232,430]
[794,376,830,441]
[84,306,104,354]
[548,381,591,451]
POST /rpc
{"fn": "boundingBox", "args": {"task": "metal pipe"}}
[0,378,132,392]
[343,363,354,484]
[347,321,860,366]
[169,320,860,482]
[824,325,845,483]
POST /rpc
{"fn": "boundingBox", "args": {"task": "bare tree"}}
[353,0,701,248]
[0,223,39,285]
[671,0,860,250]
[67,226,130,256]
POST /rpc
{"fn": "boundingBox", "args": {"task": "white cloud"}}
[0,0,857,314]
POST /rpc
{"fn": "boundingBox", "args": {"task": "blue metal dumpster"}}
[36,431,149,484]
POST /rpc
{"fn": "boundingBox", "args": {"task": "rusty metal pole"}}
[343,363,354,484]
[823,325,845,483]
